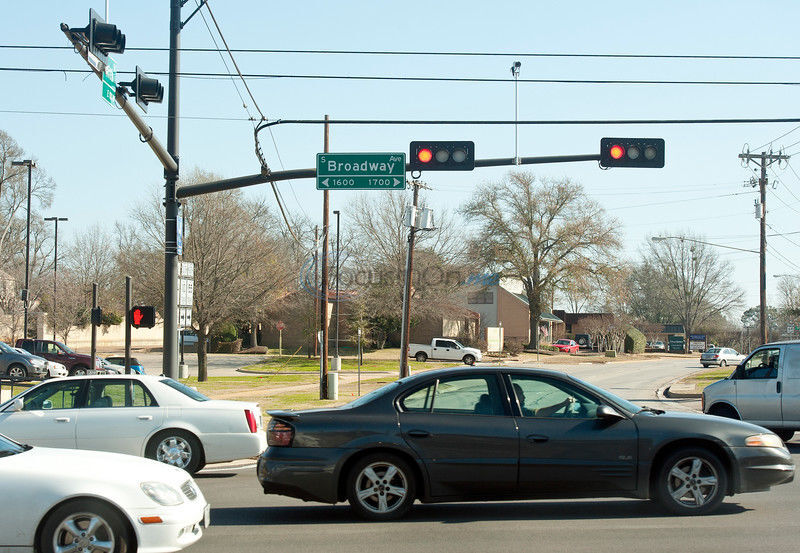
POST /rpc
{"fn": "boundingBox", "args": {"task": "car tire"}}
[720,360,727,367]
[772,429,794,442]
[414,352,427,363]
[70,365,89,376]
[708,404,740,420]
[701,364,709,368]
[39,498,130,553]
[655,447,728,515]
[7,364,27,380]
[346,453,416,521]
[146,429,203,474]
[462,354,475,366]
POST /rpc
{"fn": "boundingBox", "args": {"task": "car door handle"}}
[407,430,430,438]
[777,381,782,393]
[526,434,549,443]
[137,415,153,421]
[54,417,70,423]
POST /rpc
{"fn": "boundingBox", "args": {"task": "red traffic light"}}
[409,141,475,171]
[609,144,625,160]
[600,138,665,168]
[417,148,433,163]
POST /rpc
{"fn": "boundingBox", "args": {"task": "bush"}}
[214,339,242,353]
[624,326,646,354]
[215,322,238,343]
[504,338,524,355]
[101,311,123,327]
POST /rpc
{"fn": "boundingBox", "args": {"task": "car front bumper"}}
[731,445,794,493]
[131,500,209,553]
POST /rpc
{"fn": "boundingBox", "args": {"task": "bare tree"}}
[639,234,744,351]
[461,171,621,347]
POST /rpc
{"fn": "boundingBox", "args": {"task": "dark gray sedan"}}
[258,367,794,520]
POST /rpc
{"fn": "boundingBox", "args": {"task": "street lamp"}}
[510,61,521,165]
[44,217,68,340]
[11,159,35,339]
[333,209,341,359]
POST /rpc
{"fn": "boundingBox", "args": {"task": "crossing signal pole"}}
[739,149,790,345]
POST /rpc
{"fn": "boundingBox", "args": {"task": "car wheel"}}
[7,364,27,380]
[146,429,203,474]
[701,364,709,368]
[414,352,427,363]
[462,354,475,366]
[656,447,727,515]
[70,365,89,376]
[347,453,416,521]
[708,404,740,419]
[720,360,727,367]
[772,429,794,442]
[39,498,130,553]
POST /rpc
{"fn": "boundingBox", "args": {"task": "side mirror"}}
[42,399,53,410]
[7,398,24,412]
[596,404,624,421]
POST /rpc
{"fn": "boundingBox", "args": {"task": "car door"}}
[508,374,639,494]
[397,373,519,498]
[431,340,459,360]
[0,379,85,448]
[780,344,800,427]
[76,379,164,455]
[734,346,782,426]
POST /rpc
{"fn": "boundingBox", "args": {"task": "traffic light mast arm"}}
[59,23,177,174]
[176,153,600,199]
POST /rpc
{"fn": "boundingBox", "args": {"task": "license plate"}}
[203,504,210,528]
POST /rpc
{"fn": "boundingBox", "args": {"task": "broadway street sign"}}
[316,152,406,190]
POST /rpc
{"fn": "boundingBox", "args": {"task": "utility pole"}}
[313,225,319,358]
[125,276,132,374]
[399,181,421,378]
[44,216,67,341]
[739,149,789,345]
[11,159,34,339]
[320,115,330,398]
[91,283,98,373]
[163,0,182,380]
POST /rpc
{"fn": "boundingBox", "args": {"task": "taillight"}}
[712,355,719,359]
[245,410,258,433]
[701,392,706,412]
[267,419,294,447]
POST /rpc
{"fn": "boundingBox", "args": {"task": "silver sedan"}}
[701,347,745,368]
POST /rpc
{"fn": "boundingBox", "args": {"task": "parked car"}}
[0,341,48,380]
[0,432,209,553]
[0,374,266,474]
[103,355,146,374]
[651,341,666,351]
[574,333,591,349]
[553,339,579,354]
[259,366,794,520]
[15,338,102,375]
[98,356,126,374]
[13,347,69,378]
[409,338,482,365]
[700,347,746,368]
[180,330,199,347]
[703,340,800,442]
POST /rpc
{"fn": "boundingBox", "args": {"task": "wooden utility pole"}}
[399,181,421,378]
[739,149,790,345]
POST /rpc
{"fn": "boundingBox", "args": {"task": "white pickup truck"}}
[410,338,482,365]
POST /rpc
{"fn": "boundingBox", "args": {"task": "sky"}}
[3,1,800,320]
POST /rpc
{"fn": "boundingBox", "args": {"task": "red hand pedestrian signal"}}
[132,308,143,327]
[129,306,156,329]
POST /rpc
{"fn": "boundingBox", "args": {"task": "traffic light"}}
[130,306,156,329]
[409,141,475,171]
[122,66,164,113]
[91,307,103,326]
[600,138,665,168]
[73,9,126,63]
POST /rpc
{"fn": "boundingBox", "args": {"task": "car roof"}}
[401,365,571,385]
[55,374,163,381]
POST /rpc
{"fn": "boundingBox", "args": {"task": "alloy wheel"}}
[665,456,719,509]
[354,461,408,514]
[156,435,193,469]
[8,366,26,379]
[52,511,115,553]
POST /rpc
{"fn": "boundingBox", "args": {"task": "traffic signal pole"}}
[399,182,420,378]
[162,0,182,380]
[125,276,132,374]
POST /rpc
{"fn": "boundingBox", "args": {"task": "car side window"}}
[784,345,800,380]
[400,384,434,412]
[22,381,84,411]
[740,348,780,379]
[432,375,503,415]
[131,381,158,407]
[509,375,601,419]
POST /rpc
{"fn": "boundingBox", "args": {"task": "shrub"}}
[624,326,646,354]
[215,322,238,342]
[215,339,242,353]
[504,338,524,355]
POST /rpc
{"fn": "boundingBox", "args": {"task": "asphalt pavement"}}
[181,357,789,553]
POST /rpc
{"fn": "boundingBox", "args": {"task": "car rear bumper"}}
[257,446,343,503]
[731,446,795,493]
[202,432,267,464]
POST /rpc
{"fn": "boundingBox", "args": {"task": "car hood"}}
[634,409,770,439]
[8,446,190,485]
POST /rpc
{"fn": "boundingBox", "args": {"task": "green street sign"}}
[102,56,117,107]
[316,153,406,190]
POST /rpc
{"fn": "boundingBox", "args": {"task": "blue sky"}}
[3,1,800,317]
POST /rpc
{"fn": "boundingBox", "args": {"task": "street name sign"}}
[102,56,117,107]
[316,153,406,190]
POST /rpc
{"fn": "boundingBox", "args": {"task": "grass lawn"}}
[686,367,735,391]
[241,355,457,373]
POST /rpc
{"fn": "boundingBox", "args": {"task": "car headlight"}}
[141,482,184,506]
[30,358,45,368]
[745,433,785,448]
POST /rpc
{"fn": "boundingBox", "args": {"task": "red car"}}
[553,339,579,354]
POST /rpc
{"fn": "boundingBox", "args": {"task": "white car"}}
[0,374,267,474]
[12,347,68,378]
[0,432,208,553]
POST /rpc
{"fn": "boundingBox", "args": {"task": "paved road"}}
[181,357,778,553]
[126,352,267,377]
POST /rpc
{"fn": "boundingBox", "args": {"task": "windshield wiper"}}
[639,406,665,415]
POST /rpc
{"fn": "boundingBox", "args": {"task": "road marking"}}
[200,463,257,473]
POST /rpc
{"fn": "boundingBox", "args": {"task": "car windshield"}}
[0,342,16,354]
[0,434,28,457]
[556,340,570,345]
[55,342,74,354]
[707,348,721,353]
[568,376,643,414]
[160,378,210,401]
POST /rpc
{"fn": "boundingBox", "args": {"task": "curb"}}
[663,386,702,399]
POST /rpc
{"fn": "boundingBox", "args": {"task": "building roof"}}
[511,293,563,323]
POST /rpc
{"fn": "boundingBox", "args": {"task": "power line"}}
[4,66,800,86]
[753,125,800,151]
[607,190,757,211]
[4,44,800,60]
